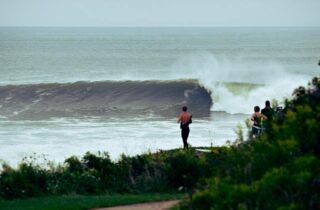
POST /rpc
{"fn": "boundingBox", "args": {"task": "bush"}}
[0,163,48,199]
[179,77,320,210]
[165,149,206,193]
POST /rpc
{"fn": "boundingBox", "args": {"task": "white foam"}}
[168,52,311,114]
[0,114,245,166]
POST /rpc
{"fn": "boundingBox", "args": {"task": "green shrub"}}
[0,163,48,199]
[165,149,206,194]
[178,77,320,210]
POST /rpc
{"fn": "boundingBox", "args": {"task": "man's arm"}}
[261,113,268,120]
[250,114,255,121]
[177,114,182,123]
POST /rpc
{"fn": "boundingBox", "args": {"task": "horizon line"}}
[1,25,320,28]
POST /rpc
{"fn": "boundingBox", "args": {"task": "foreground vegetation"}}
[178,77,320,210]
[0,147,209,199]
[0,193,183,210]
[0,77,319,210]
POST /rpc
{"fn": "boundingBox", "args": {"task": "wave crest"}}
[0,80,212,119]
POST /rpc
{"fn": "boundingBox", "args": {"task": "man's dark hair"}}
[254,106,260,112]
[182,106,188,112]
[265,100,271,107]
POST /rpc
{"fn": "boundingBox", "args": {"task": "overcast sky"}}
[1,0,320,27]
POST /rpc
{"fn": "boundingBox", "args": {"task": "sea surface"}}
[0,27,319,165]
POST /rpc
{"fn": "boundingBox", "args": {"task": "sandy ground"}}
[92,200,180,210]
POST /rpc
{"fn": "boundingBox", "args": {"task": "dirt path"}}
[92,200,180,210]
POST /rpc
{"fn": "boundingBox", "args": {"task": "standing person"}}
[261,100,274,130]
[251,106,267,137]
[177,106,192,149]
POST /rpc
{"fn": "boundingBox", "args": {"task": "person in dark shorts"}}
[251,106,267,137]
[177,106,192,149]
[261,100,274,130]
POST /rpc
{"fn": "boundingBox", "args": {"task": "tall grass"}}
[0,193,183,210]
[0,148,208,200]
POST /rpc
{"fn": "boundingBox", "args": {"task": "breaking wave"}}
[0,80,212,119]
[168,53,311,114]
[0,53,313,118]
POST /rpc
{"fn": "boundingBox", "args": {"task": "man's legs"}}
[181,127,190,149]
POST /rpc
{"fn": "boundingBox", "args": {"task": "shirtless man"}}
[251,106,267,137]
[177,106,192,149]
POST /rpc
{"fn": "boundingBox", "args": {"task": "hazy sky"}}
[1,0,320,27]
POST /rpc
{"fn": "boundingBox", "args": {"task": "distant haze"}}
[0,0,320,27]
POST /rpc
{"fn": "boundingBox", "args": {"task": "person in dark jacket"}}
[261,100,274,130]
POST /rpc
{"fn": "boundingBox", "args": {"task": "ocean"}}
[0,27,319,165]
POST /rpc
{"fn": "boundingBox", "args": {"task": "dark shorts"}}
[252,125,261,135]
[181,127,190,141]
